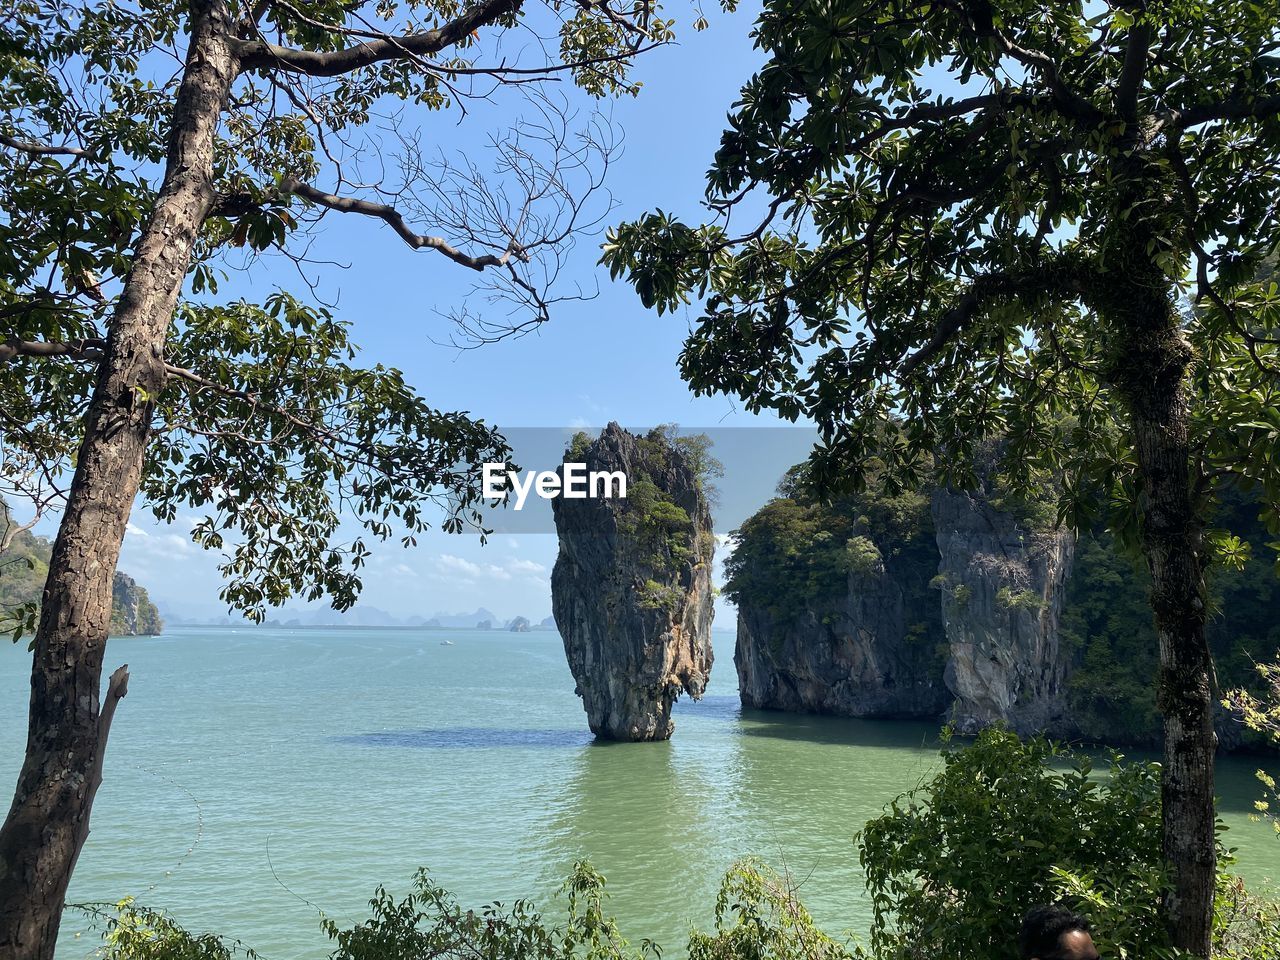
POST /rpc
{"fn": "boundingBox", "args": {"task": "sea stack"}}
[551,423,715,741]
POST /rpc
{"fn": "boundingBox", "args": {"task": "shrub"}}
[687,859,859,960]
[857,727,1278,960]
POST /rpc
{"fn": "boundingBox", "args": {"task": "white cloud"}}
[434,553,512,581]
[508,558,546,576]
[125,522,149,538]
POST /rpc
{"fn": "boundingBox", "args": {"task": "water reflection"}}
[530,736,732,949]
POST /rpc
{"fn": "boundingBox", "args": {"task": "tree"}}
[0,1,723,956]
[602,2,1280,954]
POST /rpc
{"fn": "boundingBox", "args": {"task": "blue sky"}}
[107,2,788,625]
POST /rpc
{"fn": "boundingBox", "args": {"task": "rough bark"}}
[0,4,239,957]
[1109,282,1215,957]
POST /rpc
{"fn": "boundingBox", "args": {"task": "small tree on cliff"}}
[603,2,1280,954]
[0,1,725,956]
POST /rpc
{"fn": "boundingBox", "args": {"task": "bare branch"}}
[279,177,523,270]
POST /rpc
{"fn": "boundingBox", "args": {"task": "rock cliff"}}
[109,572,164,636]
[931,486,1074,735]
[729,471,1278,746]
[727,476,1073,735]
[2,499,162,637]
[551,423,715,741]
[733,491,949,719]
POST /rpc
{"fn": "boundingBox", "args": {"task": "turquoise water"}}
[1,626,1278,958]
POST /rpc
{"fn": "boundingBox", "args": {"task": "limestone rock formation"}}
[2,498,162,637]
[932,487,1074,735]
[551,423,715,740]
[727,476,1073,735]
[734,502,949,719]
[109,572,164,636]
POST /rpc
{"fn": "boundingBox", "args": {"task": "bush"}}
[857,727,1279,960]
[82,864,657,960]
[688,859,859,960]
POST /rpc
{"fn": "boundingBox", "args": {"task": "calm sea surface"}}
[2,627,1278,958]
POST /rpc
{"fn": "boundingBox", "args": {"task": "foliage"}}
[322,862,658,960]
[687,859,859,960]
[0,0,732,632]
[994,586,1042,613]
[77,898,258,960]
[857,727,1277,960]
[654,424,725,505]
[1064,485,1280,744]
[1224,657,1280,837]
[725,463,938,631]
[602,0,1280,544]
[82,864,657,960]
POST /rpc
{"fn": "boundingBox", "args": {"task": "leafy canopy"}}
[602,0,1280,549]
[0,0,728,624]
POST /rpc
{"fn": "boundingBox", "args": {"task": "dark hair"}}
[1018,903,1092,959]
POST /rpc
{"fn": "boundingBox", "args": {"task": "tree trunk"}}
[0,5,238,958]
[1120,295,1216,957]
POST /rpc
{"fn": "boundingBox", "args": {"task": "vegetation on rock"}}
[2,501,161,639]
[1063,485,1279,746]
[725,464,940,637]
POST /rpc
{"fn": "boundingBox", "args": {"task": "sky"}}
[30,1,801,626]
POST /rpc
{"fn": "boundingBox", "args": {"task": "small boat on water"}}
[440,639,455,646]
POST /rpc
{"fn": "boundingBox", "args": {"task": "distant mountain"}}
[537,615,556,630]
[1,501,162,636]
[427,607,500,628]
[507,615,531,632]
[155,601,528,630]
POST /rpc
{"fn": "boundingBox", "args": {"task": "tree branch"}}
[0,133,89,158]
[990,28,1107,128]
[1174,91,1280,128]
[899,260,1093,376]
[65,665,129,883]
[279,177,525,270]
[232,0,524,77]
[899,286,990,376]
[1115,22,1152,124]
[0,337,104,363]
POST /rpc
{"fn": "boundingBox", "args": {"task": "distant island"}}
[165,603,560,631]
[1,499,162,637]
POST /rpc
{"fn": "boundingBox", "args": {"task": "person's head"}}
[1018,904,1100,960]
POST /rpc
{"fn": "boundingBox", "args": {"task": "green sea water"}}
[1,626,1278,958]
